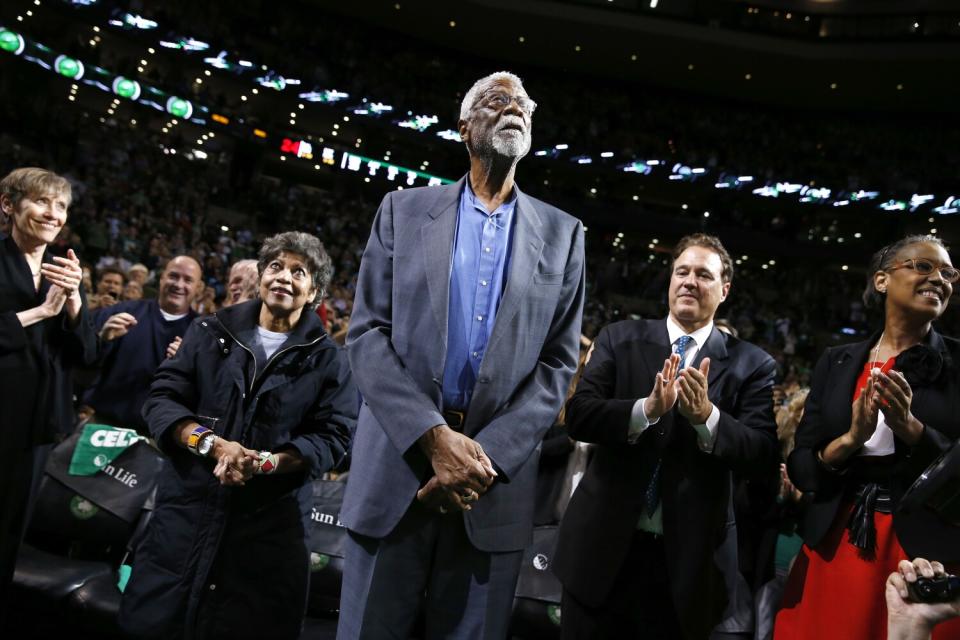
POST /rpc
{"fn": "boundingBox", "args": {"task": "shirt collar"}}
[666,315,714,348]
[464,178,517,217]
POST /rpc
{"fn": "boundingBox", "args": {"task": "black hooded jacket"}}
[119,299,356,638]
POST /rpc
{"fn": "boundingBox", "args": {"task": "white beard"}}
[475,123,527,162]
[491,129,530,158]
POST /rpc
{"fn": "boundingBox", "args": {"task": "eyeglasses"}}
[886,258,960,283]
[480,91,537,116]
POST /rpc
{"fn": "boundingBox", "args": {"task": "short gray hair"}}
[231,259,258,275]
[257,231,333,304]
[459,71,527,122]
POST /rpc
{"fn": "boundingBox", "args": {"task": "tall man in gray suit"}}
[338,71,586,639]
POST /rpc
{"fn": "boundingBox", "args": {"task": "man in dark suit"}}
[338,71,585,639]
[554,233,778,640]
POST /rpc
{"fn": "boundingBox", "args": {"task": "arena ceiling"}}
[319,0,960,112]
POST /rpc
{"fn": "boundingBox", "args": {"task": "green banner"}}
[68,423,147,476]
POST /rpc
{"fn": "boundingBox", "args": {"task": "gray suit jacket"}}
[342,176,585,552]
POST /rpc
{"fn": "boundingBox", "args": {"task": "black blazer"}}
[553,318,777,640]
[787,329,960,562]
[0,234,97,450]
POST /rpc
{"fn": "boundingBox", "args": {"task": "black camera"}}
[908,574,960,603]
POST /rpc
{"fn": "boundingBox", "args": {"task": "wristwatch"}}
[197,432,218,457]
[187,425,215,457]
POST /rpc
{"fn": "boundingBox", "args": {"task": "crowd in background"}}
[51,0,960,196]
[1,80,958,391]
[2,0,959,407]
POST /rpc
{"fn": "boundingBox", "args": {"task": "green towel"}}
[117,564,132,592]
[68,423,148,476]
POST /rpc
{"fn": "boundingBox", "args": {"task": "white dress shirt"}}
[630,317,720,533]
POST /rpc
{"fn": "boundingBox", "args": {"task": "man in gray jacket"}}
[338,71,585,639]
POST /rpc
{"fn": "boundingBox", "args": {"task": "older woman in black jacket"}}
[0,168,95,617]
[775,235,960,640]
[119,232,356,639]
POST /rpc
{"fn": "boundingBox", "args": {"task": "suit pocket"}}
[533,271,564,285]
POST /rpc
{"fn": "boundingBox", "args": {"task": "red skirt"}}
[774,503,960,640]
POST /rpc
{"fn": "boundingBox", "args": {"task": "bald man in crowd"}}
[82,256,202,434]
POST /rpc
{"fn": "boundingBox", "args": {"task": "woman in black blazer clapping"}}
[0,168,95,619]
[775,234,960,640]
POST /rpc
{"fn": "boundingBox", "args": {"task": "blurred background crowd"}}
[2,0,959,637]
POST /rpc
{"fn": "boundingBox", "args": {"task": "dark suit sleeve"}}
[473,221,586,482]
[564,324,638,446]
[787,348,844,495]
[92,303,112,331]
[911,423,956,458]
[141,319,203,455]
[0,289,97,363]
[346,192,447,456]
[711,353,778,474]
[899,422,957,488]
[60,286,98,366]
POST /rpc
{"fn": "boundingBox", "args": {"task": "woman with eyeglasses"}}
[774,235,960,640]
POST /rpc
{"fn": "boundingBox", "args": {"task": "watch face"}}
[198,434,215,456]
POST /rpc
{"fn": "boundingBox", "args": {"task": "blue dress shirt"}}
[441,181,517,411]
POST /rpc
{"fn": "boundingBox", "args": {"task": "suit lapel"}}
[905,328,951,421]
[482,188,544,360]
[830,337,875,432]
[639,320,672,389]
[692,327,729,388]
[2,235,42,301]
[925,328,952,371]
[421,178,465,348]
